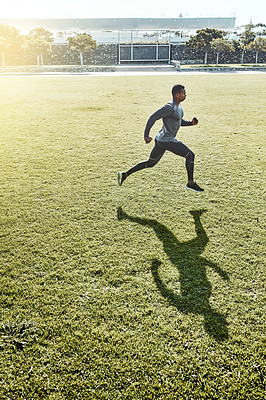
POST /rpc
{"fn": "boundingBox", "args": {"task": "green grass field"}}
[0,74,265,399]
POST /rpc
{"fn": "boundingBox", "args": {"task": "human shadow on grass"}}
[117,207,229,341]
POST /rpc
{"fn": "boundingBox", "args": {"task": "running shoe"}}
[118,172,126,186]
[185,181,204,192]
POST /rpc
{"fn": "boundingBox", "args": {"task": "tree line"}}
[0,26,97,66]
[0,24,265,66]
[187,26,266,65]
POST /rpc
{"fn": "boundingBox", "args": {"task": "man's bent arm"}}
[181,119,193,126]
[181,117,198,126]
[144,104,173,138]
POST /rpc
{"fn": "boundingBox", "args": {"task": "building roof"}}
[0,17,236,32]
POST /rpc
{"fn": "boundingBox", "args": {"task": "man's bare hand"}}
[144,136,153,144]
[191,117,198,125]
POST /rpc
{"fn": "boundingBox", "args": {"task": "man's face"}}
[174,89,186,103]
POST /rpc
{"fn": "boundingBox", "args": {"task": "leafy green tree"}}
[210,38,234,66]
[247,37,266,64]
[242,23,266,36]
[23,27,54,65]
[67,33,97,65]
[254,23,266,36]
[230,39,241,52]
[0,24,22,65]
[187,28,226,64]
[239,26,256,63]
[0,36,9,66]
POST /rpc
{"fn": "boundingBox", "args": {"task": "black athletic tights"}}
[126,139,195,181]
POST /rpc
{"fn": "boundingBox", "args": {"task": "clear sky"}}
[1,0,265,27]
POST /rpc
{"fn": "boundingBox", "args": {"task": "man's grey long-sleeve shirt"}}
[144,99,192,142]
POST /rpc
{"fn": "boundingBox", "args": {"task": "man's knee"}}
[186,150,195,163]
[147,157,159,168]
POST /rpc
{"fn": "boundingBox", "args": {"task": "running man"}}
[118,84,204,192]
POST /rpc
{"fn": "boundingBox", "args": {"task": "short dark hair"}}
[172,84,185,97]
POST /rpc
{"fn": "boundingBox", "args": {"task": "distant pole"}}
[118,31,120,64]
[168,31,171,63]
[131,30,133,62]
[156,30,159,61]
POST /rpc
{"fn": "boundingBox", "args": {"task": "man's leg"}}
[118,140,165,186]
[158,140,203,192]
[158,140,194,180]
